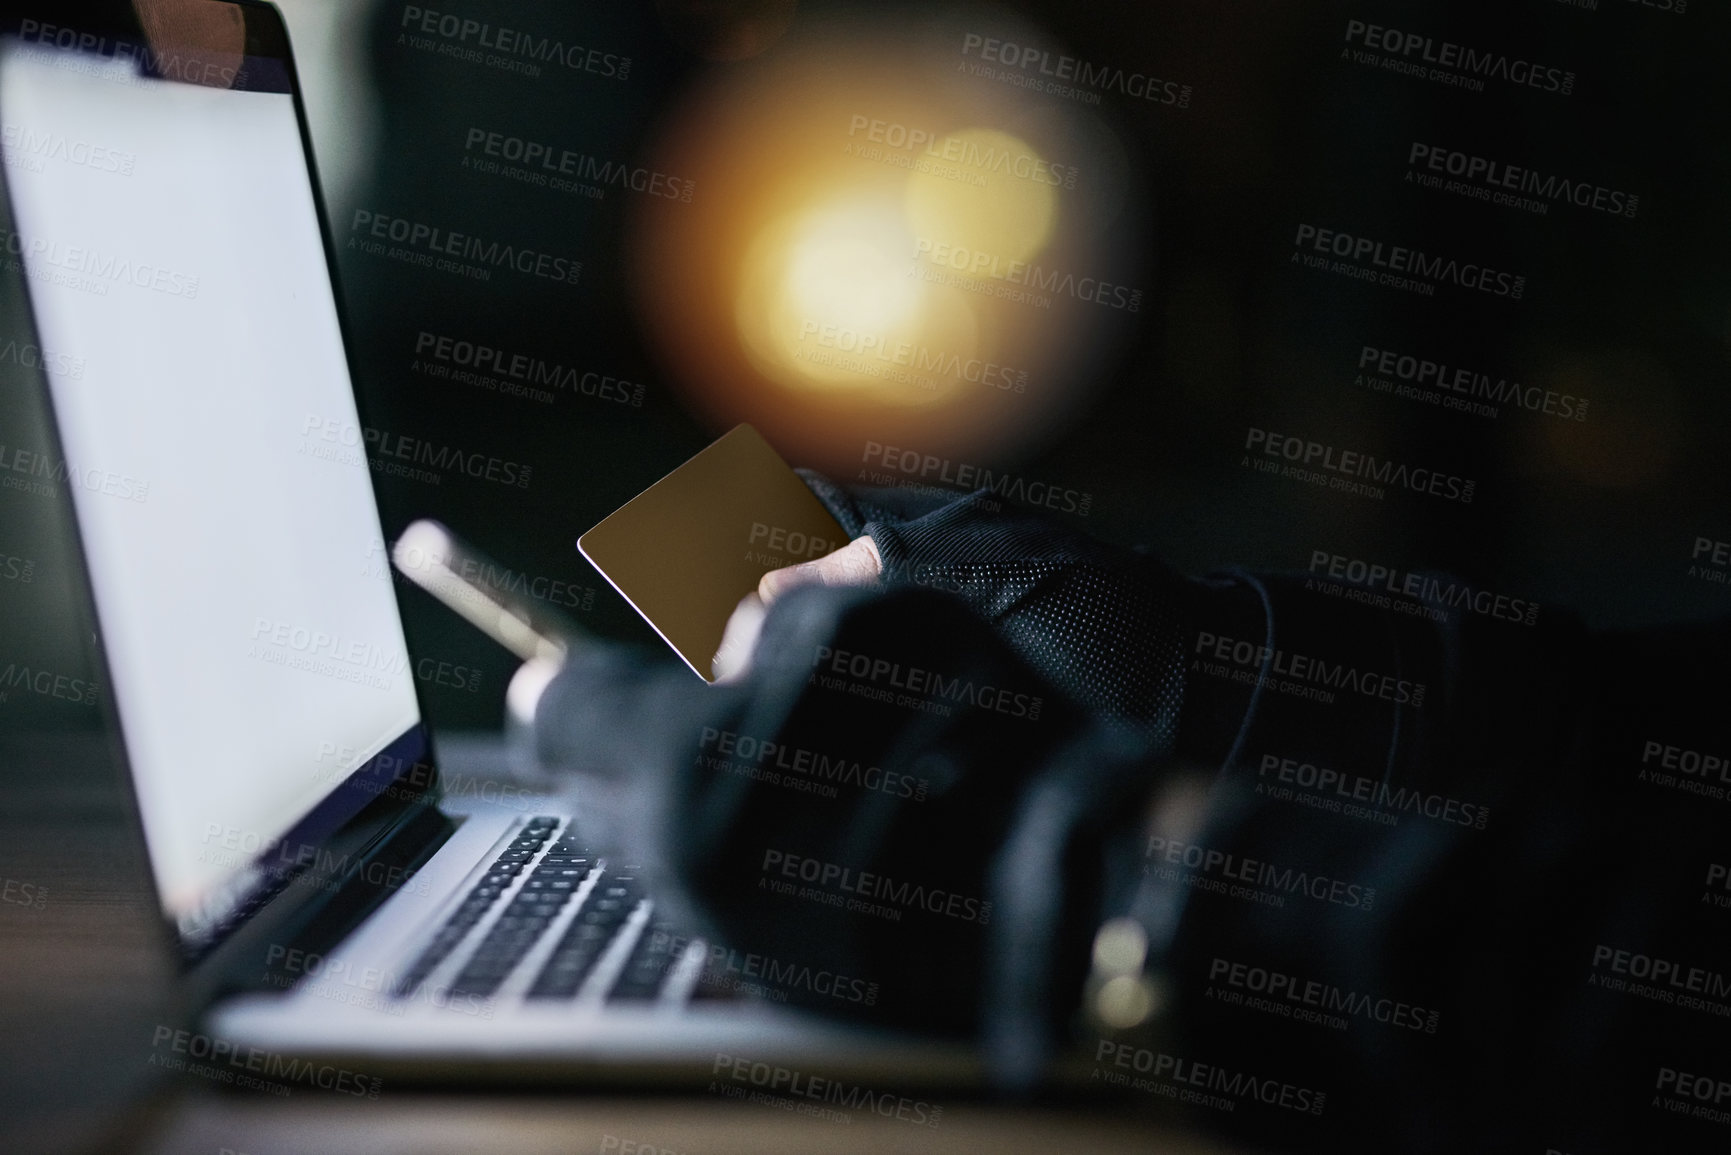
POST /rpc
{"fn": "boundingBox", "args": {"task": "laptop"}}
[0,1,972,1086]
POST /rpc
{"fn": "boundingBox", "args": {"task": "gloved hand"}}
[731,474,1194,740]
[530,578,1161,1074]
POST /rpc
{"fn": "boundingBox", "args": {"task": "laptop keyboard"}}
[526,872,644,999]
[391,817,696,1009]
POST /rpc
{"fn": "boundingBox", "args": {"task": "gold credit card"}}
[578,424,849,681]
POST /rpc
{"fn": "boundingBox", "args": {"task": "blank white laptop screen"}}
[0,41,420,938]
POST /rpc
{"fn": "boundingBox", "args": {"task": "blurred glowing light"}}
[1095,974,1160,1030]
[905,127,1056,267]
[626,17,1145,467]
[738,194,980,404]
[782,200,923,337]
[1092,916,1149,976]
[733,130,1058,404]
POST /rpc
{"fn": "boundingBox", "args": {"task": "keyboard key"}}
[609,921,679,1002]
[395,826,595,1002]
[394,836,550,997]
[523,879,578,892]
[525,875,644,1000]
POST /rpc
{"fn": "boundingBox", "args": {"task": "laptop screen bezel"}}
[0,0,450,964]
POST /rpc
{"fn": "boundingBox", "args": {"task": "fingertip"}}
[846,533,884,578]
[757,565,789,604]
[712,592,766,682]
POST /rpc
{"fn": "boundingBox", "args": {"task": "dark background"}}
[6,0,1728,737]
[0,2,1726,1150]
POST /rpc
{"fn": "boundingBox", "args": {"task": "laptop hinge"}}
[183,798,454,1008]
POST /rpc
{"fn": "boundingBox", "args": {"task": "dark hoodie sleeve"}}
[530,478,1731,1152]
[799,472,1190,739]
[530,579,1165,1078]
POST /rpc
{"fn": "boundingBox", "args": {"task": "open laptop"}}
[0,1,972,1085]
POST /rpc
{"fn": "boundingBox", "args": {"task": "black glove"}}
[799,472,1191,740]
[532,580,1162,1081]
